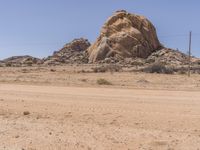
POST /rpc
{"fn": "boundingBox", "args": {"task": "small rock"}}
[23,111,30,116]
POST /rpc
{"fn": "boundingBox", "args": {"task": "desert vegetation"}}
[96,78,112,85]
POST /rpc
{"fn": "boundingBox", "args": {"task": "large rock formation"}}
[88,10,161,63]
[44,38,90,65]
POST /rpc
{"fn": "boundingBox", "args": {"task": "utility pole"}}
[188,31,192,77]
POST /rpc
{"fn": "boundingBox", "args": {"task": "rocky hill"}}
[43,10,190,66]
[44,38,90,65]
[0,55,42,67]
[147,48,189,65]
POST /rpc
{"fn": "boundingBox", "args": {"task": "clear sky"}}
[0,0,200,59]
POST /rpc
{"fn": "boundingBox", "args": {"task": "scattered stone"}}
[147,48,189,65]
[23,111,30,116]
[50,69,56,72]
[80,79,87,82]
[137,79,150,84]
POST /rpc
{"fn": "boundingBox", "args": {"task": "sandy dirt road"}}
[0,84,200,150]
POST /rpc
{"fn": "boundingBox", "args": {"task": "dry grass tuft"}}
[97,78,112,85]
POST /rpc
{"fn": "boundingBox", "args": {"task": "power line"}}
[159,34,188,38]
[159,33,200,38]
[0,33,200,46]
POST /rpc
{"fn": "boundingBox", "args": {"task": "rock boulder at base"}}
[44,38,91,65]
[88,10,161,63]
[147,48,189,65]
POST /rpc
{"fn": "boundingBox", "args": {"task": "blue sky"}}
[0,0,200,59]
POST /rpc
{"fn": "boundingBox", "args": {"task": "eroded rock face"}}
[88,10,161,63]
[44,38,90,65]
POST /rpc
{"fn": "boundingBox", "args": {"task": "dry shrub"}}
[80,79,87,82]
[26,61,33,66]
[177,67,187,75]
[143,63,174,74]
[97,78,112,85]
[21,69,29,73]
[92,66,106,73]
[5,62,12,67]
[92,65,122,73]
[50,69,56,72]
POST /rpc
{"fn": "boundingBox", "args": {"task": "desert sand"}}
[0,66,200,150]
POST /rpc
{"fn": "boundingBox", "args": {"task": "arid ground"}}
[1,66,200,150]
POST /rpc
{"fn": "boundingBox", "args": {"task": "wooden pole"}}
[188,31,192,77]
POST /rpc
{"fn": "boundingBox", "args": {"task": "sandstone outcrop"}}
[88,10,161,63]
